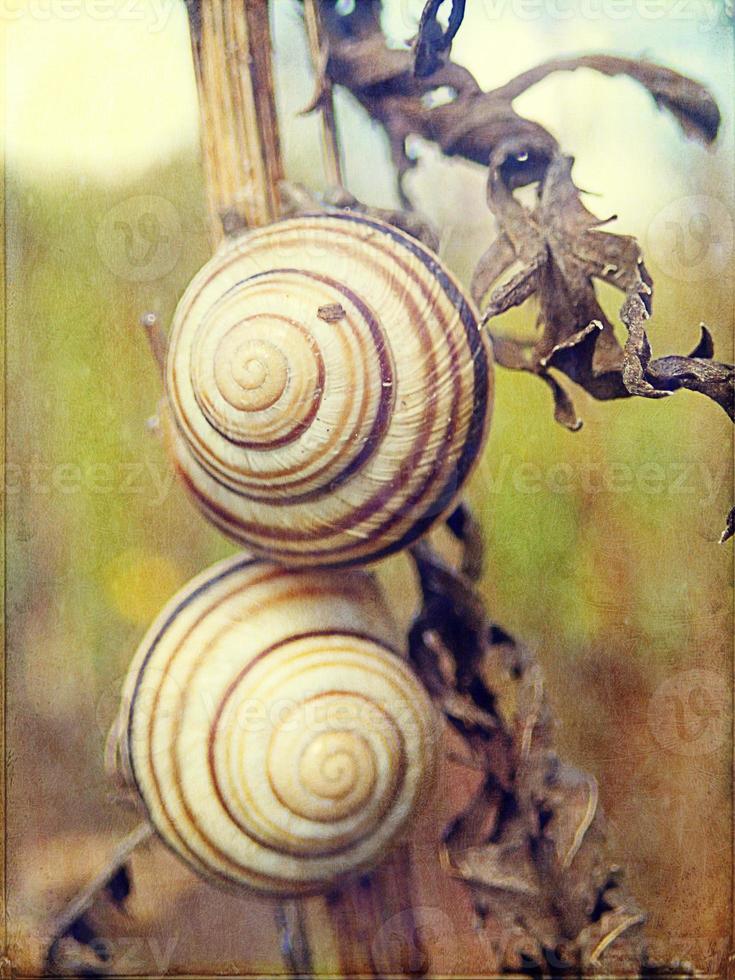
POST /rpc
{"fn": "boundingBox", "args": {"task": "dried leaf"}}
[475,149,733,530]
[446,502,484,581]
[477,152,650,423]
[319,0,557,193]
[319,1,720,194]
[622,296,735,417]
[576,907,647,972]
[409,544,654,974]
[491,54,721,146]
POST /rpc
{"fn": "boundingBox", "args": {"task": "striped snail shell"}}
[114,555,438,896]
[164,212,493,567]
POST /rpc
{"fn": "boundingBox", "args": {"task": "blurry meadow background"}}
[3,0,734,974]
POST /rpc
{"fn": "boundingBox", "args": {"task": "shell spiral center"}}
[299,731,375,802]
[267,693,386,824]
[214,330,288,411]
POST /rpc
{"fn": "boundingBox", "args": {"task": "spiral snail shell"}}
[164,212,493,566]
[114,555,438,896]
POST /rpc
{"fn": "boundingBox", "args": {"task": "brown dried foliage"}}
[318,0,733,540]
[410,525,698,975]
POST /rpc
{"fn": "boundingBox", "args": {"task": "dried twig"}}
[275,900,314,977]
[44,822,154,977]
[185,0,283,239]
[302,0,345,190]
[138,312,166,378]
[327,848,428,977]
[318,1,719,189]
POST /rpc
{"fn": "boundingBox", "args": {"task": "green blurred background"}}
[4,0,733,973]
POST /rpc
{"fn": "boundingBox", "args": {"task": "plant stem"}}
[303,0,344,191]
[185,0,283,242]
[327,847,428,976]
[275,899,313,977]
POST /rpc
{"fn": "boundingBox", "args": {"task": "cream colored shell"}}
[164,212,493,567]
[116,555,438,896]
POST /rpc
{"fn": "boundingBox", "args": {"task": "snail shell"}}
[115,555,438,896]
[164,212,493,566]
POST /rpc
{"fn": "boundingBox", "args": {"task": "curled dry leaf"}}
[476,151,734,428]
[407,543,671,976]
[621,295,734,541]
[318,0,557,199]
[476,155,734,535]
[487,53,721,146]
[621,294,735,419]
[474,151,653,430]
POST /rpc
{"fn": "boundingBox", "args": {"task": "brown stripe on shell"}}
[171,230,446,530]
[175,275,364,483]
[165,214,491,565]
[174,268,394,499]
[207,641,409,859]
[190,311,327,451]
[168,216,430,501]
[328,213,492,559]
[171,234,459,554]
[126,561,304,890]
[232,214,492,565]
[133,580,403,887]
[162,620,405,870]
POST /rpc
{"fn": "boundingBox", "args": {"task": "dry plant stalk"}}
[185,0,283,239]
